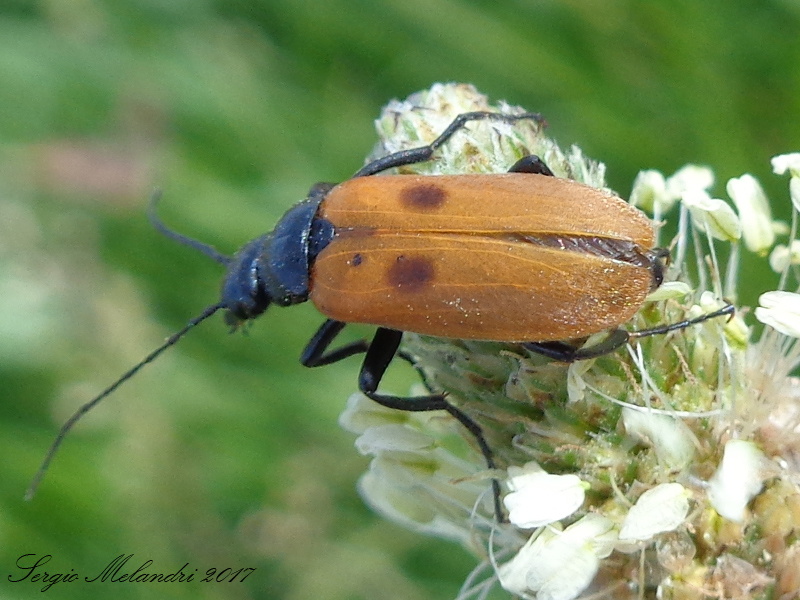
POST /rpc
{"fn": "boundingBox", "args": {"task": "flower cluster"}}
[340,83,800,600]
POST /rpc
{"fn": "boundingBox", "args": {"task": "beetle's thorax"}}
[220,188,335,325]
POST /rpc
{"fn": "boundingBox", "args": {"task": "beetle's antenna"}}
[25,302,226,501]
[148,190,232,266]
[629,302,735,340]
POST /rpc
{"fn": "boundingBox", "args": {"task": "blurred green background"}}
[1,1,798,599]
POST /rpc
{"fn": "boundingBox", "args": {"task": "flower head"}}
[340,83,800,600]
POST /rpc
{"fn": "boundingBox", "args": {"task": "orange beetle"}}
[29,112,732,520]
[313,173,659,343]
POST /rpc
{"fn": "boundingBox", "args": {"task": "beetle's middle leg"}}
[301,321,505,522]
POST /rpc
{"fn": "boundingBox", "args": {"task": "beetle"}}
[28,111,733,521]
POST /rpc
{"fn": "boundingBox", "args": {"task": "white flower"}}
[727,174,775,254]
[666,164,715,196]
[707,440,766,522]
[621,409,695,470]
[646,280,692,302]
[619,483,691,541]
[792,177,800,214]
[755,291,800,338]
[354,424,434,454]
[771,152,800,177]
[338,392,403,433]
[768,241,800,273]
[681,189,741,242]
[504,462,586,528]
[339,85,800,600]
[630,169,672,212]
[498,514,616,600]
[358,463,472,544]
[695,291,749,346]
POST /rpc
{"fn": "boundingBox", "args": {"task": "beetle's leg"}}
[359,328,504,523]
[300,322,504,521]
[300,321,435,392]
[508,155,554,176]
[353,111,545,178]
[524,302,735,362]
[300,319,370,367]
[524,330,630,363]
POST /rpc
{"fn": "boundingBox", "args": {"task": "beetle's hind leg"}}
[301,321,505,522]
[524,302,735,362]
[353,111,545,178]
[524,329,631,363]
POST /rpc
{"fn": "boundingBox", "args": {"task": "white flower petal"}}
[708,440,766,522]
[566,359,591,403]
[695,291,749,346]
[681,190,741,242]
[791,177,800,213]
[755,291,800,338]
[619,483,690,541]
[630,169,673,212]
[772,220,790,236]
[666,164,715,195]
[354,424,434,455]
[527,515,614,600]
[768,241,800,273]
[534,552,598,600]
[771,152,800,177]
[498,527,555,599]
[498,515,614,600]
[504,462,586,528]
[622,408,696,470]
[769,245,790,273]
[338,392,403,433]
[646,281,692,302]
[727,174,774,253]
[357,469,471,544]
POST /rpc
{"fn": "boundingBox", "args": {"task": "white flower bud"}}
[681,189,741,242]
[727,174,774,254]
[630,169,672,212]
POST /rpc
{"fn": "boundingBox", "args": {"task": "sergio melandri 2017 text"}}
[8,553,256,592]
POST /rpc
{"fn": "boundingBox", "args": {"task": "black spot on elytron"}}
[351,253,363,267]
[387,255,435,292]
[400,183,447,209]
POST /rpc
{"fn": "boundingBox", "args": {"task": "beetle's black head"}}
[220,193,335,329]
[148,185,335,329]
[220,234,274,328]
